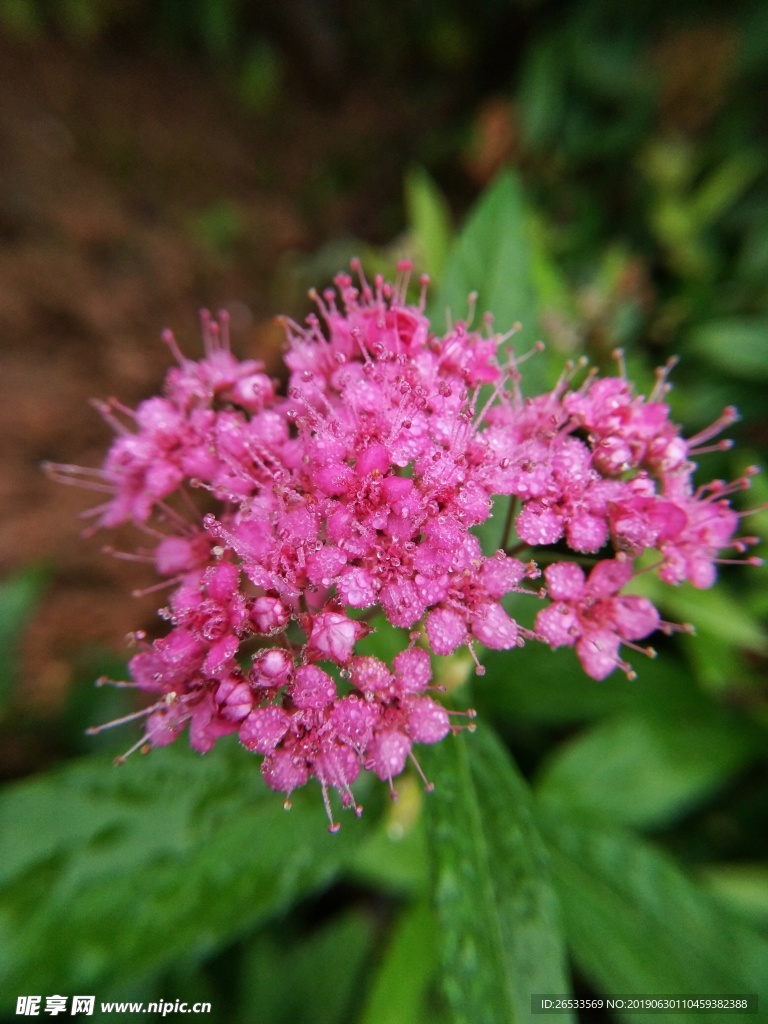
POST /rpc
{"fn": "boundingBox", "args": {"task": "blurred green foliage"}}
[0,567,48,718]
[2,1,768,1022]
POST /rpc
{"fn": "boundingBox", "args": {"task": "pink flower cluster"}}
[49,262,760,829]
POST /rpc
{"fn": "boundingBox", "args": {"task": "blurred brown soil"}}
[0,33,419,734]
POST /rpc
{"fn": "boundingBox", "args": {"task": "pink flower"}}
[50,265,759,828]
[536,558,660,680]
[306,611,369,665]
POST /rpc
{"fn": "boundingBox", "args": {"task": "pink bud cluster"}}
[49,262,760,829]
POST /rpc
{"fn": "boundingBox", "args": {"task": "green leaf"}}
[528,214,577,330]
[240,908,376,1024]
[354,612,409,664]
[673,597,765,690]
[0,565,48,711]
[58,0,104,42]
[435,172,557,557]
[536,806,768,1022]
[0,0,43,39]
[518,41,564,153]
[665,584,768,655]
[350,792,430,897]
[686,319,768,382]
[238,40,282,113]
[0,740,373,1005]
[478,642,708,727]
[692,154,764,226]
[622,573,768,690]
[358,898,439,1024]
[536,712,760,829]
[421,726,573,1024]
[698,864,768,929]
[436,170,540,352]
[197,0,237,58]
[405,166,453,285]
[188,200,244,257]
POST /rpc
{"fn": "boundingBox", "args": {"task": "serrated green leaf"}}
[0,740,373,1005]
[536,712,759,829]
[405,166,453,284]
[421,726,573,1024]
[536,806,768,1023]
[358,898,438,1024]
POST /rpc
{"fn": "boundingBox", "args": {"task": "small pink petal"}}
[405,697,450,744]
[291,665,337,710]
[543,562,585,602]
[240,706,291,753]
[576,630,622,681]
[471,603,518,650]
[426,607,466,656]
[366,730,411,781]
